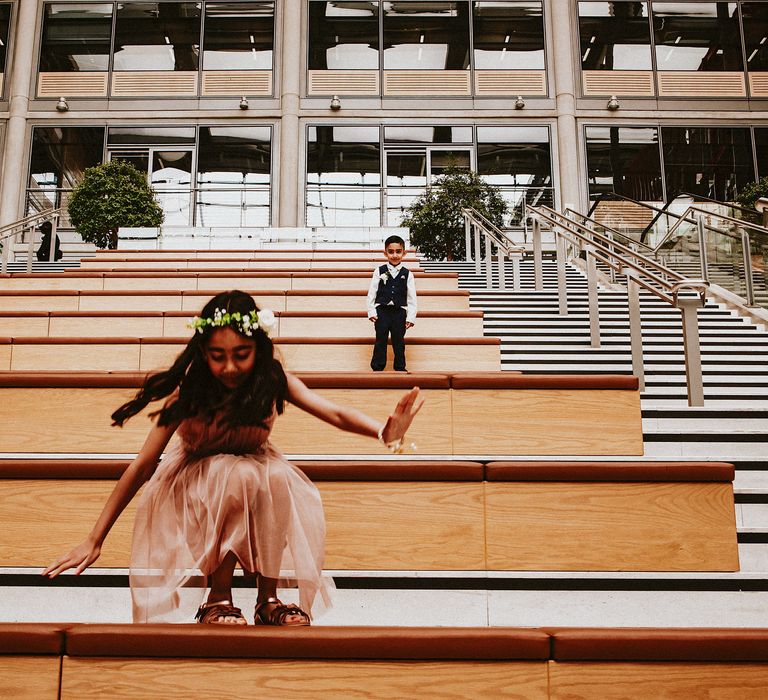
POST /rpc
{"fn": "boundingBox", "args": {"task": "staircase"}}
[421,256,768,583]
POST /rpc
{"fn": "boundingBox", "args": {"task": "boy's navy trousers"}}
[371,305,407,371]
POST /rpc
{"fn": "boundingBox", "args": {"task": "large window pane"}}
[661,127,755,201]
[307,126,381,185]
[114,2,201,71]
[107,126,196,145]
[384,125,473,143]
[473,1,544,70]
[742,3,768,72]
[203,2,273,70]
[197,126,271,226]
[756,128,768,178]
[39,3,113,72]
[477,125,552,224]
[0,4,12,73]
[577,1,652,70]
[307,126,381,226]
[652,2,743,72]
[307,1,379,70]
[585,125,662,201]
[28,126,105,218]
[383,2,470,70]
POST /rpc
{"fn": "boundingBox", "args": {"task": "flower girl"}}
[44,290,423,626]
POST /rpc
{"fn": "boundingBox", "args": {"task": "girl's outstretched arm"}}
[42,419,178,578]
[285,372,424,444]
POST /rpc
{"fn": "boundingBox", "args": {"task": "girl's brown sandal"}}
[195,599,247,625]
[254,597,310,626]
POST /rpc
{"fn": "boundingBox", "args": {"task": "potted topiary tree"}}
[401,165,507,260]
[67,160,164,249]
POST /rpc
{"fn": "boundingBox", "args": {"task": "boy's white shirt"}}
[366,262,418,324]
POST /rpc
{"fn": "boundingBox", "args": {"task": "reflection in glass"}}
[473,1,544,70]
[109,150,150,174]
[741,3,768,72]
[652,2,743,72]
[430,150,471,178]
[307,126,381,185]
[28,126,105,213]
[477,125,552,225]
[383,2,470,70]
[756,128,768,178]
[114,2,201,71]
[307,1,379,70]
[307,126,381,227]
[152,150,192,225]
[577,1,652,70]
[197,126,271,226]
[108,126,196,145]
[585,126,662,201]
[661,127,754,201]
[39,3,113,72]
[203,2,274,70]
[384,126,473,143]
[0,4,12,73]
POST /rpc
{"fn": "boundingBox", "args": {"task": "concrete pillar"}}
[277,0,302,227]
[0,0,37,268]
[550,0,581,211]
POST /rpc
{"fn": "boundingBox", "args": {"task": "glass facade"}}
[27,125,273,227]
[307,0,545,90]
[585,126,663,201]
[0,4,11,74]
[742,2,768,71]
[39,3,113,72]
[652,2,742,72]
[39,1,274,74]
[306,124,554,226]
[307,1,379,70]
[578,1,652,71]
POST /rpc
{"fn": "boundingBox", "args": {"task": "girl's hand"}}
[42,539,102,578]
[381,387,425,444]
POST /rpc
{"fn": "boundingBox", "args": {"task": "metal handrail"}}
[527,204,709,406]
[461,207,526,290]
[0,209,63,274]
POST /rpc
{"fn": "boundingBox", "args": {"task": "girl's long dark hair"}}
[111,290,287,428]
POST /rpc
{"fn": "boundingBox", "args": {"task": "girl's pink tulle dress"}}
[129,412,333,622]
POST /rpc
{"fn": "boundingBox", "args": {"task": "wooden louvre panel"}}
[37,72,109,97]
[111,71,198,97]
[474,70,546,96]
[657,71,746,97]
[308,70,379,95]
[593,201,655,229]
[201,70,272,96]
[384,70,471,96]
[582,70,654,97]
[749,72,768,97]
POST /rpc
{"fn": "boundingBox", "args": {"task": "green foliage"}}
[735,177,768,211]
[67,160,164,249]
[401,166,507,260]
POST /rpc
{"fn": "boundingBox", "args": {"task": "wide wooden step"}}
[0,336,500,372]
[89,248,417,261]
[2,624,766,700]
[0,270,452,291]
[0,289,470,312]
[0,372,642,456]
[78,259,425,271]
[0,459,736,572]
[0,310,484,339]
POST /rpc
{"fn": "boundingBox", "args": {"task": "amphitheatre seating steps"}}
[2,623,767,699]
[0,335,501,372]
[0,270,454,291]
[0,458,736,571]
[78,259,426,271]
[0,309,485,338]
[0,372,642,456]
[89,248,418,260]
[0,289,470,312]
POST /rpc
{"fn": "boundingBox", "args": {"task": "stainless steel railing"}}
[0,209,63,274]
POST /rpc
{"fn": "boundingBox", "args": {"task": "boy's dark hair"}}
[384,235,405,248]
[111,290,287,428]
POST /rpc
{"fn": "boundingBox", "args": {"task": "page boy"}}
[366,235,417,372]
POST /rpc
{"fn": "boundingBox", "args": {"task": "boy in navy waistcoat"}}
[367,235,418,371]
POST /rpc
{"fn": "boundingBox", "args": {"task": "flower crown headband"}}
[187,307,277,337]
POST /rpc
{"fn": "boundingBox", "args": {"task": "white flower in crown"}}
[257,308,276,334]
[380,272,389,284]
